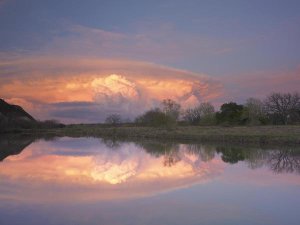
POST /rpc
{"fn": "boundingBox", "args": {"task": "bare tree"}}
[199,102,215,116]
[184,102,215,125]
[183,107,202,124]
[264,92,300,124]
[244,98,266,125]
[105,114,122,126]
[161,99,181,121]
[135,108,175,127]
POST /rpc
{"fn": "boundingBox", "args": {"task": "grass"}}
[7,124,300,146]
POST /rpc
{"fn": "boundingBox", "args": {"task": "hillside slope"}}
[0,99,35,122]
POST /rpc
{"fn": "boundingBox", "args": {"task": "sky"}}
[0,0,299,123]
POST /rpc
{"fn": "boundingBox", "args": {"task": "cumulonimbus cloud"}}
[0,56,222,123]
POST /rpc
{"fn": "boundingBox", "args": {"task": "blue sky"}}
[1,0,300,75]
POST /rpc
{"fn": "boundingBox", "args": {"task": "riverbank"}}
[5,125,300,146]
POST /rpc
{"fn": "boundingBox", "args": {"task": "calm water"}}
[0,136,300,225]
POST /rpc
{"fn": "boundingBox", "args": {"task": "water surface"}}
[0,135,300,225]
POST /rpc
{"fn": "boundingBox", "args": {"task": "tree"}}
[264,92,300,125]
[243,98,267,125]
[216,102,244,125]
[105,114,122,126]
[161,99,181,121]
[183,108,202,125]
[183,102,215,125]
[135,108,175,127]
[198,102,215,125]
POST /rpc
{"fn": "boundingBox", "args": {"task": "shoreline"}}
[2,125,300,146]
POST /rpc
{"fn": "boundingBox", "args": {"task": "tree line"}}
[105,92,300,126]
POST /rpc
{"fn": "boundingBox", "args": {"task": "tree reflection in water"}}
[268,149,300,174]
[1,135,300,176]
[101,137,122,150]
[216,146,246,164]
[135,140,300,175]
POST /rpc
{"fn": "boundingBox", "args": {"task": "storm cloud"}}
[0,56,222,123]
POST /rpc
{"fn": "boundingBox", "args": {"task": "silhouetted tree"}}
[216,102,244,125]
[243,98,268,125]
[135,108,175,127]
[184,102,215,125]
[161,99,181,121]
[264,92,300,124]
[183,108,202,125]
[105,114,122,126]
[40,120,65,129]
[198,102,216,125]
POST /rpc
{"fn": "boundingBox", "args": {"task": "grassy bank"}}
[7,125,300,146]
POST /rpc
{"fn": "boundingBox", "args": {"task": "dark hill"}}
[0,99,35,122]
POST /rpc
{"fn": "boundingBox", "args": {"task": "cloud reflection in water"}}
[0,137,223,202]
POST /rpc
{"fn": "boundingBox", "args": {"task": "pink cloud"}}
[0,56,222,123]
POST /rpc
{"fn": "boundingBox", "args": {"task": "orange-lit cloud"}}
[0,56,222,122]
